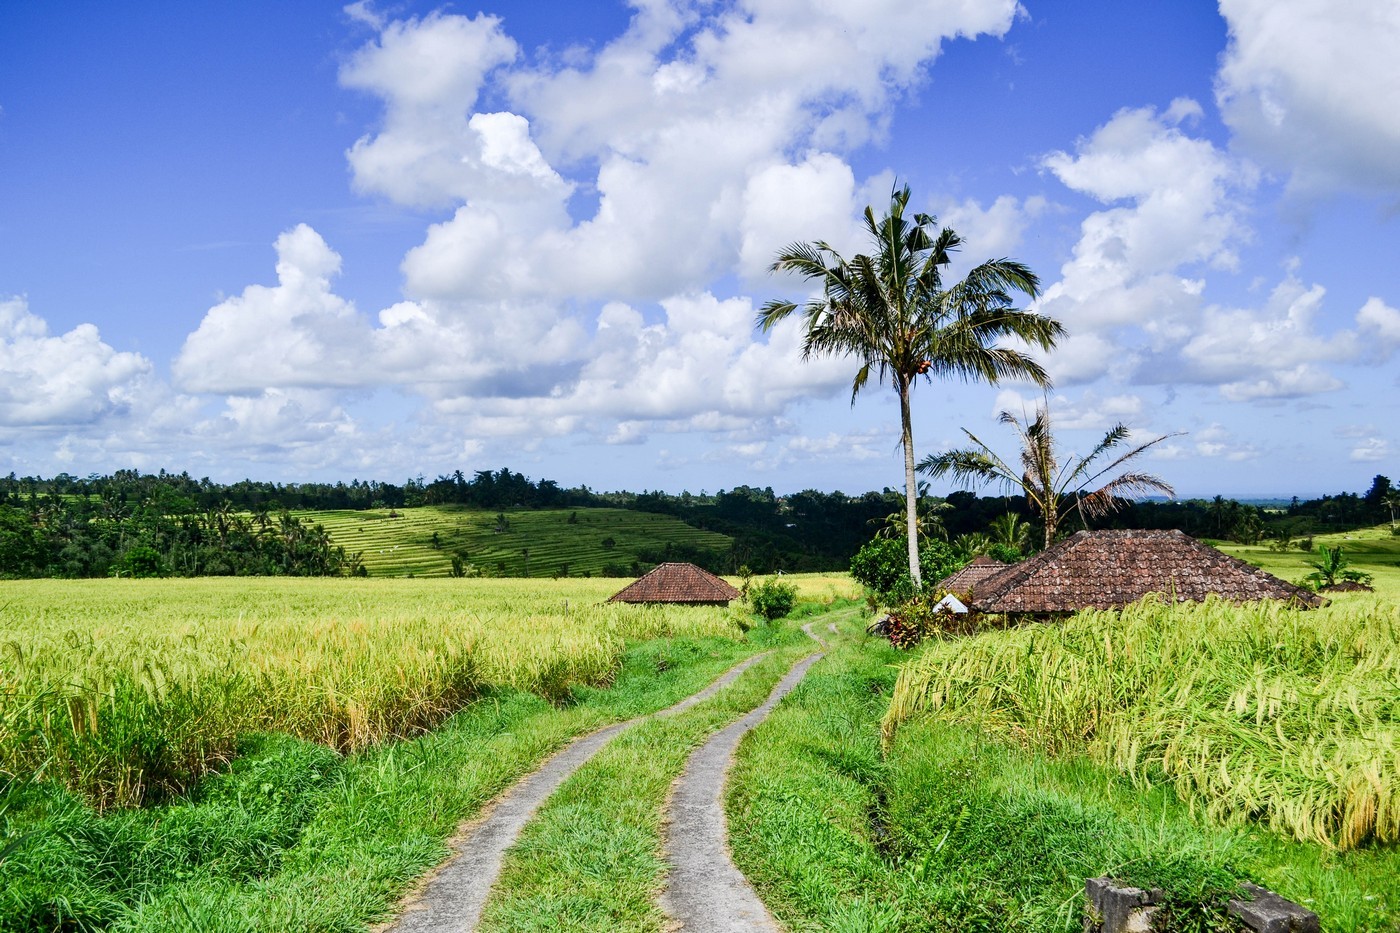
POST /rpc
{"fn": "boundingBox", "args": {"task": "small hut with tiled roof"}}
[607,562,740,605]
[936,555,1009,596]
[966,529,1323,614]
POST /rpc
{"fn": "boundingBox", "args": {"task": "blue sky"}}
[1,0,1396,498]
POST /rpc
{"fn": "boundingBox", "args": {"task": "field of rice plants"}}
[883,595,1400,850]
[0,577,744,808]
[297,505,732,577]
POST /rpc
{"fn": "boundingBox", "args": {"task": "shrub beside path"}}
[659,622,829,932]
[384,650,773,933]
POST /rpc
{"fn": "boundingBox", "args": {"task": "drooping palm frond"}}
[921,397,1181,547]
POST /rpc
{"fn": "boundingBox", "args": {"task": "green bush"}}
[748,578,798,620]
[987,543,1023,563]
[848,536,961,604]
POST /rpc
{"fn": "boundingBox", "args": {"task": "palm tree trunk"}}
[900,378,922,590]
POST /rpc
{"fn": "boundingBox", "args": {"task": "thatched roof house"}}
[936,555,1008,596]
[607,562,740,605]
[966,529,1324,614]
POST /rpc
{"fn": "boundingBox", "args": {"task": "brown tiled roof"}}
[607,562,741,604]
[936,555,1009,595]
[968,529,1324,613]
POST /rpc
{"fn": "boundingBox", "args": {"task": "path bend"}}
[383,650,771,933]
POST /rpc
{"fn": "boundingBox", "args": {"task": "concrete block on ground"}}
[1227,883,1320,933]
[1084,877,1164,933]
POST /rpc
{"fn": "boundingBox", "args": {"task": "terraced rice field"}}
[296,506,732,578]
[884,594,1400,850]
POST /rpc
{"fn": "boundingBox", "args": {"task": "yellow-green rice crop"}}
[0,577,743,808]
[883,595,1400,849]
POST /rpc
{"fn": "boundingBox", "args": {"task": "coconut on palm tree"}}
[759,185,1061,589]
[920,398,1178,548]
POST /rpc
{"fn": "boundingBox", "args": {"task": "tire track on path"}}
[659,622,829,932]
[384,651,773,933]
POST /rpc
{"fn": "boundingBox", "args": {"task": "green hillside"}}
[1215,522,1400,599]
[297,506,732,578]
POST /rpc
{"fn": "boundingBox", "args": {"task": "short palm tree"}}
[870,482,950,542]
[988,511,1033,553]
[920,399,1178,548]
[1305,545,1373,589]
[759,185,1061,589]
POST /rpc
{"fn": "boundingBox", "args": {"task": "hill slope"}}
[298,506,733,578]
[1214,523,1400,600]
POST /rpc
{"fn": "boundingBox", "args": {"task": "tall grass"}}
[883,596,1400,849]
[0,577,742,808]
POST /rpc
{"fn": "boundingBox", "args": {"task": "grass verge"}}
[727,620,1398,932]
[1,626,790,932]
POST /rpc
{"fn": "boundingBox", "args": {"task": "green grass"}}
[478,619,825,931]
[727,619,1398,932]
[1216,523,1400,601]
[296,505,732,578]
[1,627,791,931]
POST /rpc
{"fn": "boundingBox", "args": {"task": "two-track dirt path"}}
[384,651,773,933]
[658,622,830,932]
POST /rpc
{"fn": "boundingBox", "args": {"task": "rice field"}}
[0,577,745,808]
[296,505,732,577]
[882,595,1400,850]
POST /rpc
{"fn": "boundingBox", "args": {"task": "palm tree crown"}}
[920,399,1178,548]
[759,184,1062,589]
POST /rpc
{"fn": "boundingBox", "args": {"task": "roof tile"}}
[967,529,1323,613]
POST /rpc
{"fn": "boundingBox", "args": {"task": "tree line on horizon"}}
[0,467,1392,580]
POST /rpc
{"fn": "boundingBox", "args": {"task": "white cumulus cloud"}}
[1216,0,1400,194]
[1036,100,1254,384]
[0,297,152,427]
[175,225,374,394]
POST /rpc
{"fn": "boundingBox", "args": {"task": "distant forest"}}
[0,467,1395,579]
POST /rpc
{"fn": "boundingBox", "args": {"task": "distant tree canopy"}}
[0,468,1390,579]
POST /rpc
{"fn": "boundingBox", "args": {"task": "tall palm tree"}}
[920,399,1178,548]
[759,185,1061,589]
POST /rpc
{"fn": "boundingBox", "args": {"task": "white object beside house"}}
[933,593,969,614]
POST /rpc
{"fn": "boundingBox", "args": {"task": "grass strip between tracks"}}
[477,618,828,932]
